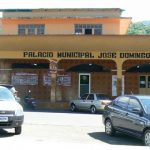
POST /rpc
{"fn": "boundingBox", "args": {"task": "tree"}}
[128,22,147,35]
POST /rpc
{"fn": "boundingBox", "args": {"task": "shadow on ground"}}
[0,129,14,138]
[24,109,102,115]
[88,132,143,146]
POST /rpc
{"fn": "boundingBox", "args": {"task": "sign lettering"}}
[23,51,150,59]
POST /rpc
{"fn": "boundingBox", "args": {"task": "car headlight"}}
[15,109,24,116]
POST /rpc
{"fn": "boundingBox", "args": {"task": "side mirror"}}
[132,108,143,116]
[15,96,21,103]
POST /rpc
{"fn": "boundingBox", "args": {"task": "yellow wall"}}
[1,18,131,35]
[3,24,17,35]
[45,24,73,35]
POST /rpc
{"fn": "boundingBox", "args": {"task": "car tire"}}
[70,104,76,112]
[144,129,150,146]
[105,119,115,136]
[15,126,22,135]
[90,106,96,114]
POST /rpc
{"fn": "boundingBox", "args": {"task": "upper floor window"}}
[18,24,45,35]
[74,24,102,35]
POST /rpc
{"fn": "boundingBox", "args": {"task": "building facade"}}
[1,8,149,108]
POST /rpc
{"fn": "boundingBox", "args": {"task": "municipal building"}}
[0,8,149,108]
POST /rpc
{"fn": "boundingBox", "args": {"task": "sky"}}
[0,0,149,22]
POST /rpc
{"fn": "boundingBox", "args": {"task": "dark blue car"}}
[102,95,150,146]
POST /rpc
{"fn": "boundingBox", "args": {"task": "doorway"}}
[85,29,92,35]
[79,73,91,97]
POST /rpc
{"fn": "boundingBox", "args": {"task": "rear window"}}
[96,94,110,100]
[0,87,15,101]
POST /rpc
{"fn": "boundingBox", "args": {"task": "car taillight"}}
[101,100,111,105]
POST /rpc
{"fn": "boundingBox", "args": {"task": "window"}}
[140,76,146,88]
[148,76,150,88]
[80,94,88,100]
[85,29,92,35]
[37,25,45,35]
[96,94,109,100]
[18,25,26,35]
[128,98,141,112]
[114,96,129,109]
[18,24,45,35]
[87,94,94,100]
[74,24,102,35]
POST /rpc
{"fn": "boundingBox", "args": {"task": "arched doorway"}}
[66,63,111,96]
[123,60,150,95]
[58,59,116,99]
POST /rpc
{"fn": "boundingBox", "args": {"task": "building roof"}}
[0,8,124,12]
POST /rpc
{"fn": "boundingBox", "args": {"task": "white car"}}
[0,84,21,103]
[0,86,24,134]
[70,93,112,113]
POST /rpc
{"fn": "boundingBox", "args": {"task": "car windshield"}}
[96,94,110,100]
[0,87,15,101]
[140,98,150,114]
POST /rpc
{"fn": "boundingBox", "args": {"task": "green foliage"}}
[127,21,150,35]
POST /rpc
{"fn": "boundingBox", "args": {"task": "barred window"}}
[18,25,26,35]
[74,24,102,35]
[18,24,45,35]
[37,25,45,35]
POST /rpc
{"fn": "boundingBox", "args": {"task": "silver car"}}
[70,93,111,113]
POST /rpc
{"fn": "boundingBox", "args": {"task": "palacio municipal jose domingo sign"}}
[23,51,150,60]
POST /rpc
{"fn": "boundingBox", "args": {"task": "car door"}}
[77,93,89,109]
[83,94,95,110]
[124,98,146,137]
[111,96,129,129]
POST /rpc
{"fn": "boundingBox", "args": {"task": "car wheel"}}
[144,129,150,146]
[105,119,115,136]
[15,126,22,135]
[70,104,76,112]
[90,106,96,114]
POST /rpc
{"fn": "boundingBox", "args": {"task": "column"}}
[49,59,58,102]
[116,60,123,96]
[0,60,11,84]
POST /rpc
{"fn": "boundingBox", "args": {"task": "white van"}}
[0,86,24,134]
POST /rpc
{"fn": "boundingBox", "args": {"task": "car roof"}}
[122,95,150,99]
[84,93,108,95]
[0,84,14,89]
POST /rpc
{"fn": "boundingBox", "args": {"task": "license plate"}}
[0,117,8,122]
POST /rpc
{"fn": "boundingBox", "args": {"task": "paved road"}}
[0,111,149,150]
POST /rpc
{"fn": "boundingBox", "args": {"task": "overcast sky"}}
[0,0,149,22]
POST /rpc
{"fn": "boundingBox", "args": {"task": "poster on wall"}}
[57,73,71,86]
[11,73,38,85]
[63,76,71,86]
[43,73,51,86]
[112,75,124,96]
[43,72,71,86]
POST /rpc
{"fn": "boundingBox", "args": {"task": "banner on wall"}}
[112,75,124,96]
[43,72,71,86]
[57,74,71,86]
[43,73,51,86]
[11,73,38,85]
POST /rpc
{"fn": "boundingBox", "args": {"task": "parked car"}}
[70,93,111,113]
[102,95,150,146]
[0,84,21,103]
[0,86,24,134]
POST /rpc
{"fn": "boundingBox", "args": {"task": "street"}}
[0,110,149,150]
